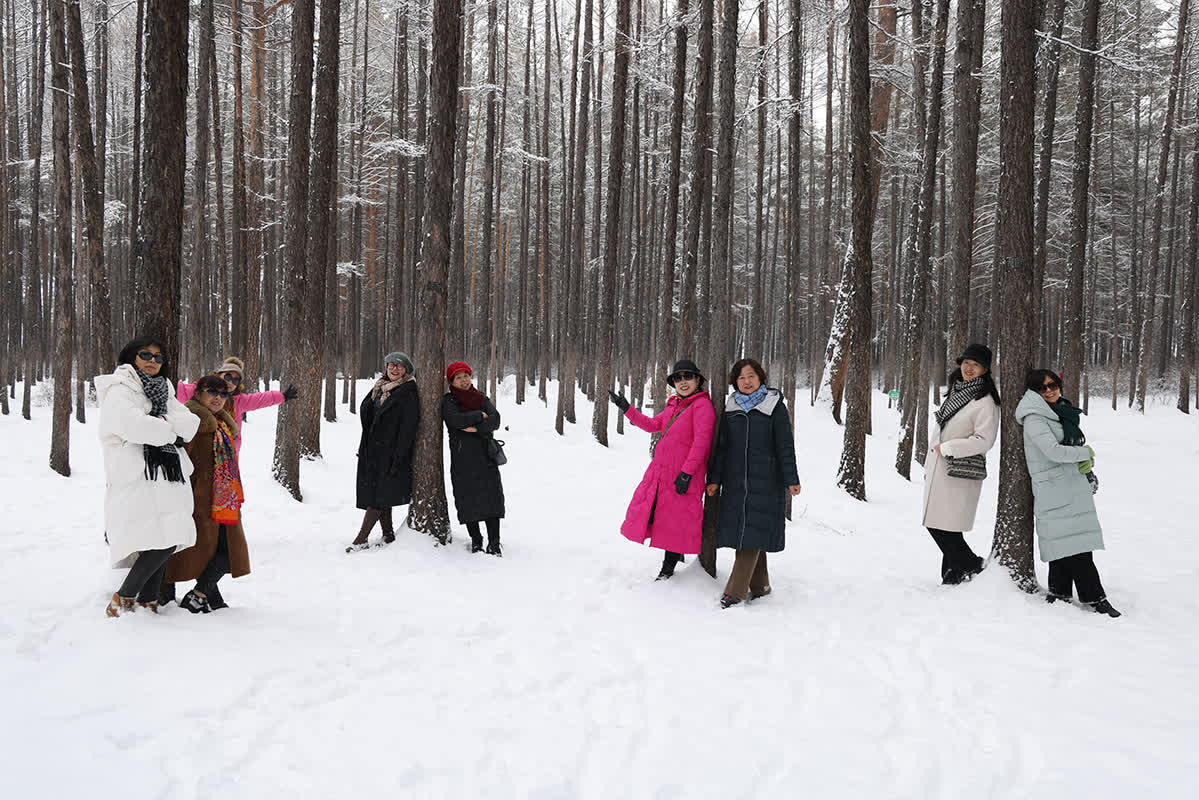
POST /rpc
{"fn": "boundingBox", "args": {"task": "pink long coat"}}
[620,391,716,554]
[176,382,284,457]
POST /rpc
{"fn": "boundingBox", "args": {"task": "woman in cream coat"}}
[921,343,1001,585]
[96,336,199,616]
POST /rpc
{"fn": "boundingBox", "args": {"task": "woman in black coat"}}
[442,361,506,555]
[347,351,420,552]
[705,358,801,608]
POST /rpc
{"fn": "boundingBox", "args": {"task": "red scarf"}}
[450,384,486,412]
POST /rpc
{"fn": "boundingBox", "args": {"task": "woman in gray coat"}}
[1015,369,1120,618]
[921,343,1001,585]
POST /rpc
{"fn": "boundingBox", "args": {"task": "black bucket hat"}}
[666,359,705,387]
[956,343,992,372]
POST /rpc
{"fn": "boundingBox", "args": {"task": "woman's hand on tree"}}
[282,384,298,402]
[788,484,802,496]
[705,483,719,497]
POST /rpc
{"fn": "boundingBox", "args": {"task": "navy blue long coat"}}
[707,389,800,552]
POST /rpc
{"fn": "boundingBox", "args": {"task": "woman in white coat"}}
[921,343,1001,584]
[95,336,200,616]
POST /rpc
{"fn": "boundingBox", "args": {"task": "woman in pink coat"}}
[608,359,716,580]
[176,356,297,457]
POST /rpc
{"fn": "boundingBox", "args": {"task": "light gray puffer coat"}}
[1014,389,1103,562]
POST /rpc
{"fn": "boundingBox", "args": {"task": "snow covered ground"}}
[2,378,1198,799]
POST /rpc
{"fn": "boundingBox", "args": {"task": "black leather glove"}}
[674,472,691,495]
[173,436,186,447]
[282,383,298,402]
[608,390,630,413]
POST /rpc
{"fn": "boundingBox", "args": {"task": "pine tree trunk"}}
[22,0,47,421]
[408,0,463,542]
[49,0,73,475]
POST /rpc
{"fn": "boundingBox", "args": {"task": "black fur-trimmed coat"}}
[356,379,420,510]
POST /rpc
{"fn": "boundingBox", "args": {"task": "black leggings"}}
[466,518,500,542]
[927,528,984,584]
[1048,551,1107,604]
[196,525,231,596]
[117,547,174,603]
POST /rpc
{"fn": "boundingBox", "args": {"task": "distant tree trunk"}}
[49,0,73,475]
[591,0,630,446]
[135,0,187,366]
[1180,66,1199,413]
[678,0,714,353]
[408,0,463,542]
[271,0,315,500]
[991,0,1038,590]
[1060,0,1101,402]
[1032,0,1066,361]
[835,0,876,500]
[1136,0,1189,411]
[784,0,802,405]
[191,0,215,374]
[245,0,268,380]
[22,0,47,421]
[308,0,340,439]
[476,0,499,380]
[947,0,985,357]
[125,0,144,327]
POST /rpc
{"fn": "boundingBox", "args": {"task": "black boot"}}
[656,551,683,580]
[470,534,484,553]
[157,581,177,606]
[485,538,502,557]
[180,589,212,615]
[206,584,228,610]
[1090,598,1122,618]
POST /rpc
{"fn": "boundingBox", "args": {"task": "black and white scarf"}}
[934,376,985,430]
[135,367,185,483]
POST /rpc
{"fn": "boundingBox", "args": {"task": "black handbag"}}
[944,453,986,480]
[486,437,507,466]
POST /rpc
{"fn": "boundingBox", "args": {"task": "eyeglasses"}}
[670,371,697,383]
[204,389,232,399]
[220,372,240,382]
[136,351,165,364]
[386,362,404,369]
[1037,381,1060,394]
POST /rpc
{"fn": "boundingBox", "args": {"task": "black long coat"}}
[442,392,505,524]
[707,388,800,552]
[356,379,420,510]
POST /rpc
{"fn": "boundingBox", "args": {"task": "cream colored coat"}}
[921,394,1001,532]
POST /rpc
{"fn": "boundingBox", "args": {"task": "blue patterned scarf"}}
[734,384,769,412]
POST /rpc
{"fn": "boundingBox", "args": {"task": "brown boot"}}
[106,593,135,618]
[137,601,160,614]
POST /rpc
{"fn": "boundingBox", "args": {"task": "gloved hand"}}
[674,472,692,495]
[1079,444,1095,474]
[282,383,298,402]
[173,436,186,448]
[608,390,630,413]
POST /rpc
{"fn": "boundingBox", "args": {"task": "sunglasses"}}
[220,372,241,382]
[1037,381,1060,394]
[386,362,404,369]
[203,389,232,399]
[136,351,166,364]
[670,371,698,383]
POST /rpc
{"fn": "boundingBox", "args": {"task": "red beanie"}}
[446,361,472,383]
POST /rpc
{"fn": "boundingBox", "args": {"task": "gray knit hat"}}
[384,351,415,375]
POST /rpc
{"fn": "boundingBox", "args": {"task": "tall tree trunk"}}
[136,0,187,367]
[835,0,875,499]
[1136,0,1190,411]
[1060,0,1102,402]
[408,0,463,542]
[271,0,316,500]
[1180,58,1199,413]
[991,0,1038,590]
[22,0,47,421]
[1032,0,1067,362]
[49,0,73,475]
[678,0,714,350]
[591,0,631,445]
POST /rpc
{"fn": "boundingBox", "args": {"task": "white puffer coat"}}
[921,394,1001,533]
[95,364,200,568]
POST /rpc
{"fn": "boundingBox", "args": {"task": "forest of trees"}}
[1,0,1196,574]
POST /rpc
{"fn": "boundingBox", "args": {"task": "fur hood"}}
[186,398,239,436]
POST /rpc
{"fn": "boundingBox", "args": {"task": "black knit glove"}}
[282,384,298,402]
[674,472,692,495]
[173,436,186,448]
[608,390,630,413]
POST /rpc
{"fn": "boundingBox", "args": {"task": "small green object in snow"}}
[888,389,899,401]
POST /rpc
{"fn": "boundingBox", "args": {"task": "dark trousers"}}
[358,507,394,538]
[117,547,175,603]
[927,528,984,584]
[196,525,231,596]
[1047,551,1107,604]
[466,518,500,545]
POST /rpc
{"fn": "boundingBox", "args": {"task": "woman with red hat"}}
[442,361,506,554]
[608,359,716,580]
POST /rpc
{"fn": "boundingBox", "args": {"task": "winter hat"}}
[215,356,245,377]
[446,361,472,384]
[956,343,992,372]
[666,358,705,387]
[384,351,415,375]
